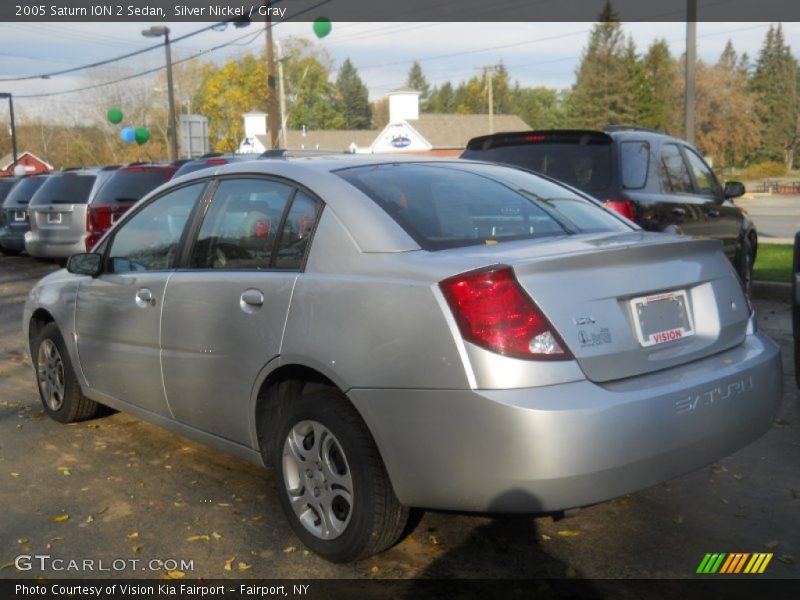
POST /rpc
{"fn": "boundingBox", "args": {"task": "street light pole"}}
[684,0,697,145]
[0,93,18,168]
[142,26,178,161]
[264,1,280,149]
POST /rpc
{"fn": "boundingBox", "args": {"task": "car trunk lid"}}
[438,231,749,383]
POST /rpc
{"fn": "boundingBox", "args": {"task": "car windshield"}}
[3,177,47,206]
[93,169,173,205]
[463,136,613,194]
[336,162,630,250]
[30,174,96,205]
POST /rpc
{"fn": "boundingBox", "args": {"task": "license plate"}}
[14,211,26,222]
[630,290,694,347]
[47,213,62,224]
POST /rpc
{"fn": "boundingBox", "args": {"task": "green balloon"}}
[107,108,123,124]
[134,127,150,145]
[313,17,332,39]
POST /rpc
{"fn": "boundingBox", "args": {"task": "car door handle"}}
[135,288,156,307]
[706,209,720,217]
[240,289,264,308]
[671,207,686,216]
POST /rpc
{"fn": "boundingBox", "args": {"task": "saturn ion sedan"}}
[24,157,782,562]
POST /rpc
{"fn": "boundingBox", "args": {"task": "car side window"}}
[108,183,204,273]
[683,147,722,199]
[659,144,693,194]
[273,191,321,270]
[620,141,650,189]
[190,178,294,270]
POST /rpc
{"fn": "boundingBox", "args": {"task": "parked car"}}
[173,153,262,178]
[0,174,48,254]
[0,176,21,252]
[84,163,181,250]
[25,157,781,562]
[25,166,121,259]
[461,127,756,295]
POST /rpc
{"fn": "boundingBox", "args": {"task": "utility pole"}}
[142,26,178,161]
[684,0,697,144]
[0,93,18,168]
[486,67,494,133]
[480,65,500,134]
[264,1,280,149]
[276,40,288,149]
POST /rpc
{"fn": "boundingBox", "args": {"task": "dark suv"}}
[0,174,48,254]
[462,127,755,292]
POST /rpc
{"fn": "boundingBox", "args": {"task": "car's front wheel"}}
[33,322,98,423]
[274,389,410,562]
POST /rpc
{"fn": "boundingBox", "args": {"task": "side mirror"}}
[724,181,745,199]
[67,253,102,277]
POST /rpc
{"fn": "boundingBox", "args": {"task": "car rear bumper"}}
[24,232,85,258]
[348,331,782,513]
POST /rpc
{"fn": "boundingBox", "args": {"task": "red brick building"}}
[0,151,53,177]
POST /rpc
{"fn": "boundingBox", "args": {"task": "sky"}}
[0,21,798,121]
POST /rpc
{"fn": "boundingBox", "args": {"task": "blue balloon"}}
[120,126,135,143]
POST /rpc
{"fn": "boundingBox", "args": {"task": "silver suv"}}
[25,166,120,259]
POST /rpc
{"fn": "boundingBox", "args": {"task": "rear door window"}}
[190,178,294,270]
[0,179,17,204]
[620,141,650,189]
[659,144,693,194]
[30,174,96,205]
[273,191,321,270]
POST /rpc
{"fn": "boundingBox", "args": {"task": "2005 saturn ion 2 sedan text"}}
[24,157,782,562]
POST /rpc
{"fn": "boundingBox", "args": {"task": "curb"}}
[753,280,791,301]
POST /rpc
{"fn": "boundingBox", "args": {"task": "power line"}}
[13,0,332,99]
[0,0,291,83]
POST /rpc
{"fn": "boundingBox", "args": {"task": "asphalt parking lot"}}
[0,252,798,582]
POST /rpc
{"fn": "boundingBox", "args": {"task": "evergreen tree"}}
[637,39,682,133]
[513,86,567,129]
[335,58,371,130]
[428,82,455,113]
[405,61,431,110]
[750,24,799,168]
[567,1,637,128]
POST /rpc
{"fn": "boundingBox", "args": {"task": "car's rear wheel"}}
[274,389,410,562]
[34,322,98,423]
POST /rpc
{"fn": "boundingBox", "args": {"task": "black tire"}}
[739,234,755,299]
[33,322,98,423]
[273,389,409,563]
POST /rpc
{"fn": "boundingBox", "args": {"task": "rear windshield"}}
[463,136,613,194]
[0,179,17,204]
[30,174,96,205]
[336,163,630,250]
[3,177,47,206]
[93,169,173,206]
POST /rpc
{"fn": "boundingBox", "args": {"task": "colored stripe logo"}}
[696,553,773,574]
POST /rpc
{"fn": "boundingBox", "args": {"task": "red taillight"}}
[85,205,114,250]
[439,266,572,361]
[205,158,228,166]
[524,134,547,142]
[603,199,635,221]
[253,219,270,238]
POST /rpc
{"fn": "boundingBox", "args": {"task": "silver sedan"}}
[24,157,782,562]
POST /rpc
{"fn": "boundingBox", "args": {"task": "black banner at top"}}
[2,0,800,22]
